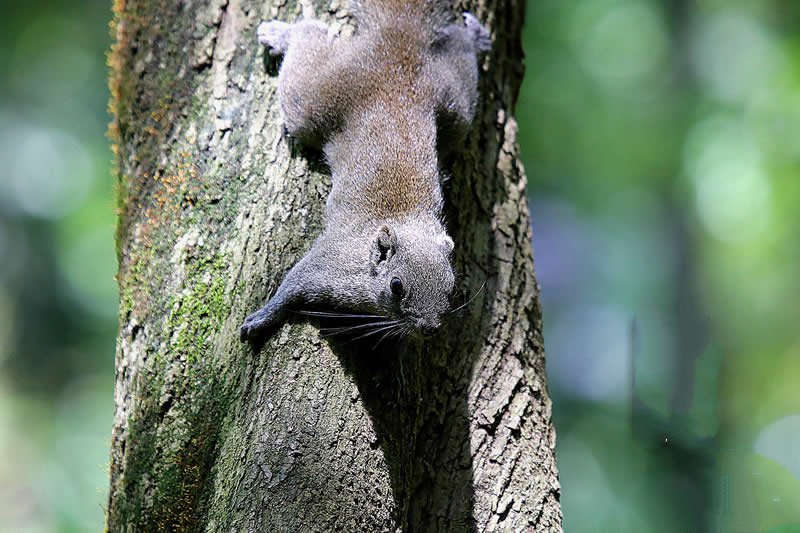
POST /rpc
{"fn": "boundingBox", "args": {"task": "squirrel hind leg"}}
[427,13,491,136]
[260,19,344,147]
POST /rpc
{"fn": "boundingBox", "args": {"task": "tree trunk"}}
[107,0,561,531]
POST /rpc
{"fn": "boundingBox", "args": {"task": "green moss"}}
[118,250,145,319]
[113,370,231,532]
[112,247,232,528]
[168,253,229,365]
[112,240,233,529]
[150,398,226,531]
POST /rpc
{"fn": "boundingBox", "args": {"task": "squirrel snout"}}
[416,317,441,335]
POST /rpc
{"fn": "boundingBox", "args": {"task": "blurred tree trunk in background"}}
[106,0,560,530]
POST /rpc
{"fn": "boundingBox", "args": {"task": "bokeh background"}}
[0,0,797,531]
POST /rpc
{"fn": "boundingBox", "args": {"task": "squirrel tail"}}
[353,0,454,33]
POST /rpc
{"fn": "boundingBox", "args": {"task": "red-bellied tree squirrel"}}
[240,0,490,342]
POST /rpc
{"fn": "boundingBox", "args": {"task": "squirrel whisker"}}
[350,323,405,343]
[293,310,388,320]
[394,323,412,340]
[320,319,402,337]
[448,279,487,315]
[372,323,404,349]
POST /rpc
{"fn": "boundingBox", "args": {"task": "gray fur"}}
[240,1,489,341]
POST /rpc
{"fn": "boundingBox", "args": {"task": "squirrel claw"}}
[240,309,269,342]
[240,304,284,342]
[239,322,256,342]
[239,323,255,342]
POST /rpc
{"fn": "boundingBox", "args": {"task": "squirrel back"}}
[321,0,490,225]
[353,0,453,34]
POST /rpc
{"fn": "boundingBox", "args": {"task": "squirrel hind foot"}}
[462,13,491,52]
[257,20,292,56]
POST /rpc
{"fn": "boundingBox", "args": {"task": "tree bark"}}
[107,0,561,531]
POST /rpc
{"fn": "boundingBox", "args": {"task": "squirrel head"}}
[369,221,455,333]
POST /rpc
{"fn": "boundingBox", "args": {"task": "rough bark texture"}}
[107,0,561,531]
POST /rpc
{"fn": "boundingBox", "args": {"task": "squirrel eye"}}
[390,277,404,297]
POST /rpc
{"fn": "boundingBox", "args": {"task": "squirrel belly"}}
[240,2,490,342]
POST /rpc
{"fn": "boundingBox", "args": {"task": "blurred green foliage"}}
[520,0,800,531]
[0,0,797,531]
[0,0,115,530]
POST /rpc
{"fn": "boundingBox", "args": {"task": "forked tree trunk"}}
[107,0,561,530]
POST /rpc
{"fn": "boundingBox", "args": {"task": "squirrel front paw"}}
[257,20,292,56]
[240,305,280,342]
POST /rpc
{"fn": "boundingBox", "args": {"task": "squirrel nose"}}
[418,318,441,335]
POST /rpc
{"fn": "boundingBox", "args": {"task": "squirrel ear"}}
[372,224,397,266]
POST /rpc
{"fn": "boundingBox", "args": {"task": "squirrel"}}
[240,0,490,342]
